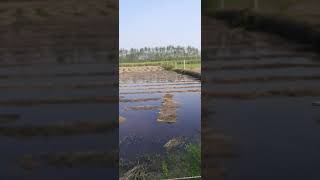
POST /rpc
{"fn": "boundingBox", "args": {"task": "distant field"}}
[119,59,201,69]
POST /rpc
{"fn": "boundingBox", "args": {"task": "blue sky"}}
[120,0,201,49]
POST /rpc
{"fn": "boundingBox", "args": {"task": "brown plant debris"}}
[157,94,180,123]
[163,136,185,151]
[120,165,148,180]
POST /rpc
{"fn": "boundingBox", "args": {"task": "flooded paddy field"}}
[203,17,320,179]
[0,61,118,179]
[119,66,201,179]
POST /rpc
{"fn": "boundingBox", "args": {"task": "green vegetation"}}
[120,59,200,69]
[161,143,201,179]
[119,46,200,63]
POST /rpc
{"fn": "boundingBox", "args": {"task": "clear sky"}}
[119,0,201,49]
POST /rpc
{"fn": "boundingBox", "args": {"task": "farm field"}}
[202,17,320,179]
[119,66,201,179]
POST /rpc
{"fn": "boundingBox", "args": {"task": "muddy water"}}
[203,18,320,179]
[119,68,201,162]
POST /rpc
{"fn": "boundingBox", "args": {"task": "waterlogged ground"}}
[0,62,118,180]
[119,66,201,178]
[202,18,320,180]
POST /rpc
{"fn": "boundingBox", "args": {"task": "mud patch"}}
[119,116,126,124]
[157,94,180,123]
[125,106,159,111]
[120,98,161,103]
[120,66,163,73]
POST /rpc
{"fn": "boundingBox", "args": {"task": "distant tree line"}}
[119,46,201,63]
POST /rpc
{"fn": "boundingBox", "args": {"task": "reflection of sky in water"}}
[119,71,200,160]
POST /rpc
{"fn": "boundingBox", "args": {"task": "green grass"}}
[161,143,201,179]
[119,59,201,68]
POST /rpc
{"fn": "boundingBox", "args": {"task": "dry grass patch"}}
[157,94,180,123]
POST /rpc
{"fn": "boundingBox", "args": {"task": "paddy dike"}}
[119,66,201,177]
[203,17,320,180]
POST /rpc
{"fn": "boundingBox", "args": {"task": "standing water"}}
[119,66,201,179]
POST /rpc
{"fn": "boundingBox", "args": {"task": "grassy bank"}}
[161,62,201,79]
[120,142,201,179]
